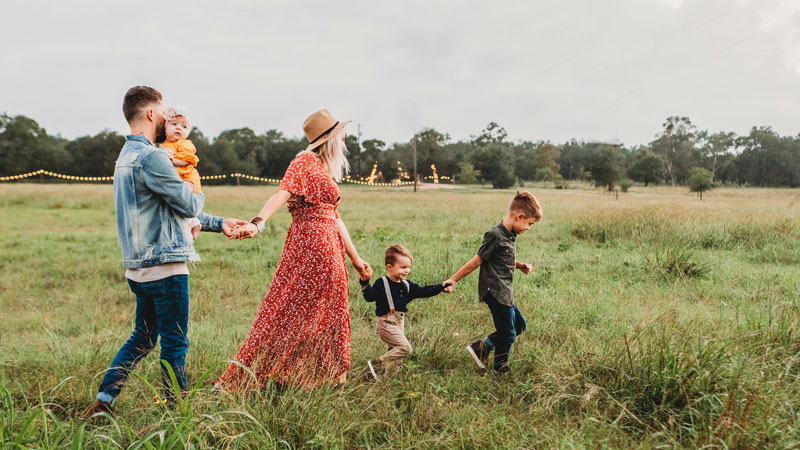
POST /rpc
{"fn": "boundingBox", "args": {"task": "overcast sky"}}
[1,0,798,146]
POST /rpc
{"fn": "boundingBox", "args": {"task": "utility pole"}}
[357,123,362,176]
[413,133,418,193]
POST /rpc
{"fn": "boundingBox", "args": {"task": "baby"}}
[161,106,202,238]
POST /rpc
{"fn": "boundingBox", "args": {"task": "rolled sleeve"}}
[198,212,223,232]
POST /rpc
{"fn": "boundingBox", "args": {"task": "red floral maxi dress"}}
[215,152,350,390]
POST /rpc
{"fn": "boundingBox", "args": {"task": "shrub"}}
[643,247,711,279]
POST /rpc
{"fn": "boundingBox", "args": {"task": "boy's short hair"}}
[509,191,542,221]
[123,86,162,123]
[385,244,413,265]
[165,106,190,126]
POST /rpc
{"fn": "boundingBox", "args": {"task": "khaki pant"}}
[376,312,412,375]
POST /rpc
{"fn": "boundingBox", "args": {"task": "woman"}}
[215,109,372,389]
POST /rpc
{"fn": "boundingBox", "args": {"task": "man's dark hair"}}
[123,86,162,123]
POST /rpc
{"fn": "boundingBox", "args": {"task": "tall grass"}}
[1,184,799,448]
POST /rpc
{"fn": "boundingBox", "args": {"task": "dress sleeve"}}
[279,153,324,204]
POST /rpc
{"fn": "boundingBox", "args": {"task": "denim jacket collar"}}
[126,134,154,145]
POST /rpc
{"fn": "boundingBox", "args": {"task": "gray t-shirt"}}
[126,262,189,283]
[477,222,516,306]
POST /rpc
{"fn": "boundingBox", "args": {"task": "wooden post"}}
[413,134,418,193]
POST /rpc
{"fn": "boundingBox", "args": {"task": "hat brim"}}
[305,120,351,152]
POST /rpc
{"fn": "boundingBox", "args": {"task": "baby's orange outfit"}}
[162,139,201,193]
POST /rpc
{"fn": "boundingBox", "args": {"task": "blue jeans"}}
[483,294,527,371]
[97,275,189,404]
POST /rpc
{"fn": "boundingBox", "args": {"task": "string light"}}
[1,170,436,186]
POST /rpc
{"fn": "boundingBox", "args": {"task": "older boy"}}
[444,191,542,375]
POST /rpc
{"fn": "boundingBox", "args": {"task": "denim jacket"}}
[114,135,223,268]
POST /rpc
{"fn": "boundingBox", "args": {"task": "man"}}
[83,86,247,418]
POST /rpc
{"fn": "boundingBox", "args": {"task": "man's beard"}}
[154,124,167,144]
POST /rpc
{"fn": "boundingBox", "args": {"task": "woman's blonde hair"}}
[302,128,350,181]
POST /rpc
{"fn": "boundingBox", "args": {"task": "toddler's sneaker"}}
[466,339,490,370]
[80,399,113,421]
[367,359,382,381]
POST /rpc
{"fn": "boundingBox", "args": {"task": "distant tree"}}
[359,138,386,177]
[584,144,626,190]
[0,114,69,175]
[533,143,560,178]
[732,126,800,187]
[66,130,125,177]
[259,129,303,179]
[472,122,508,146]
[687,167,715,199]
[471,143,515,188]
[437,141,473,178]
[535,167,556,182]
[206,127,261,176]
[415,127,448,174]
[651,116,697,186]
[697,130,736,181]
[345,134,361,175]
[512,140,538,181]
[456,162,481,184]
[627,148,666,186]
[558,139,590,180]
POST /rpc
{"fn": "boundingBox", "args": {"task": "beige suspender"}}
[381,277,409,314]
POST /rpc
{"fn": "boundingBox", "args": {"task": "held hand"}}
[443,279,456,293]
[352,258,372,280]
[222,218,249,237]
[230,223,258,240]
[518,263,533,275]
[191,224,201,240]
[183,180,196,192]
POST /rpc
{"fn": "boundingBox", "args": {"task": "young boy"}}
[161,106,202,238]
[444,191,542,375]
[361,244,451,380]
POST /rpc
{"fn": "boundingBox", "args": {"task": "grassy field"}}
[1,182,799,449]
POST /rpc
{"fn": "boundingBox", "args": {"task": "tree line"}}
[1,113,799,188]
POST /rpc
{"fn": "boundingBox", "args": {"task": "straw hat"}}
[303,109,351,152]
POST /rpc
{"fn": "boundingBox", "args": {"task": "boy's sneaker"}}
[367,360,382,381]
[491,363,510,377]
[80,399,113,421]
[466,339,490,370]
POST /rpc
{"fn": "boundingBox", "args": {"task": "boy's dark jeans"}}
[97,275,189,404]
[483,294,527,371]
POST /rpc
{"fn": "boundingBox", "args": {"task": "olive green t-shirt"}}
[477,222,517,306]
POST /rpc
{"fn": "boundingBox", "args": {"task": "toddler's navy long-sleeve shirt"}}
[360,277,445,316]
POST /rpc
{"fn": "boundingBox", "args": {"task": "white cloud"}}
[752,0,800,75]
[1,0,798,145]
[652,0,687,8]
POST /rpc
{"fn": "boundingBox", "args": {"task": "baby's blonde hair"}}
[165,106,191,127]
